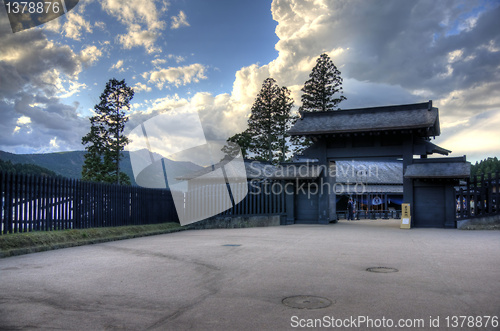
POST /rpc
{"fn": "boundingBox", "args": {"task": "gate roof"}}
[289,101,440,137]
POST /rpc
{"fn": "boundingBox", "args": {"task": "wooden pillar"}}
[402,135,414,225]
[383,193,389,219]
[317,141,330,224]
[285,181,295,225]
[328,161,337,222]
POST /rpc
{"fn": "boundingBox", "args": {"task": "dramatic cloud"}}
[0,29,82,97]
[0,11,88,153]
[144,63,208,89]
[125,92,239,145]
[101,0,166,53]
[439,109,500,161]
[1,0,498,162]
[0,95,88,153]
[207,0,500,160]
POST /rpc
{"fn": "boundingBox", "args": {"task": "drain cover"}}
[366,267,398,273]
[222,244,241,247]
[282,295,332,309]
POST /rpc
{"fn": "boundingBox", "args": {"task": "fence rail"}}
[456,172,500,219]
[1,171,178,235]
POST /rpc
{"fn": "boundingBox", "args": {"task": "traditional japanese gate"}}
[288,101,470,228]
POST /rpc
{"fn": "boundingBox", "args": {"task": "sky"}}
[0,0,499,164]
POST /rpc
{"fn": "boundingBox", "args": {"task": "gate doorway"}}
[295,182,319,223]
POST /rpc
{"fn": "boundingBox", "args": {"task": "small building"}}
[405,157,470,227]
[288,101,470,228]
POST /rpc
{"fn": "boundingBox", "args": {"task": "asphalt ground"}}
[1,219,499,330]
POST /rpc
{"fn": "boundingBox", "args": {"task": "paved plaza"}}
[1,219,499,330]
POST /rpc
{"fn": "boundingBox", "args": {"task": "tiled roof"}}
[334,161,403,184]
[289,101,440,136]
[404,158,470,179]
[337,184,403,194]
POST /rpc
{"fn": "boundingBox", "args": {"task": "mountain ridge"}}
[0,150,203,187]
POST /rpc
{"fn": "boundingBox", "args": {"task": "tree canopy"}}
[227,77,296,164]
[300,53,346,112]
[471,157,500,179]
[82,78,133,185]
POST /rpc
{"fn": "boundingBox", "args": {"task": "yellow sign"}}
[400,203,411,229]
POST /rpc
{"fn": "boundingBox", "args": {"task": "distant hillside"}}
[0,150,203,187]
[0,150,89,180]
[0,159,59,177]
[471,156,500,179]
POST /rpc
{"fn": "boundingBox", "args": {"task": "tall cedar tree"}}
[300,53,346,112]
[82,78,134,185]
[243,77,294,164]
[273,85,296,161]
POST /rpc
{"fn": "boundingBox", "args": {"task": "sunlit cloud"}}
[171,10,189,29]
[101,0,166,53]
[145,63,207,89]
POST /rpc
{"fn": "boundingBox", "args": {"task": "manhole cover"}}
[222,244,241,247]
[282,295,332,309]
[366,267,398,273]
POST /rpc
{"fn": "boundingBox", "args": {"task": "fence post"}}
[64,177,70,229]
[22,174,28,232]
[495,171,500,214]
[472,176,481,216]
[82,180,87,229]
[1,172,8,234]
[13,172,20,233]
[26,174,32,232]
[480,174,485,216]
[54,176,60,231]
[73,179,79,229]
[459,187,464,219]
[0,172,4,235]
[49,176,55,231]
[487,173,493,215]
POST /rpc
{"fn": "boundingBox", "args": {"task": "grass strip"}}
[0,223,186,258]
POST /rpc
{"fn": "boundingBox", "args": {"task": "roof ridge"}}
[300,101,432,117]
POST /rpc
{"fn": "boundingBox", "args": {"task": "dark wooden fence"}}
[456,172,500,219]
[220,180,286,216]
[182,180,286,221]
[0,171,178,235]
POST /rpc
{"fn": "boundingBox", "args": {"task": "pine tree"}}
[82,78,134,185]
[246,78,279,162]
[300,53,346,112]
[273,85,295,162]
[242,78,295,164]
